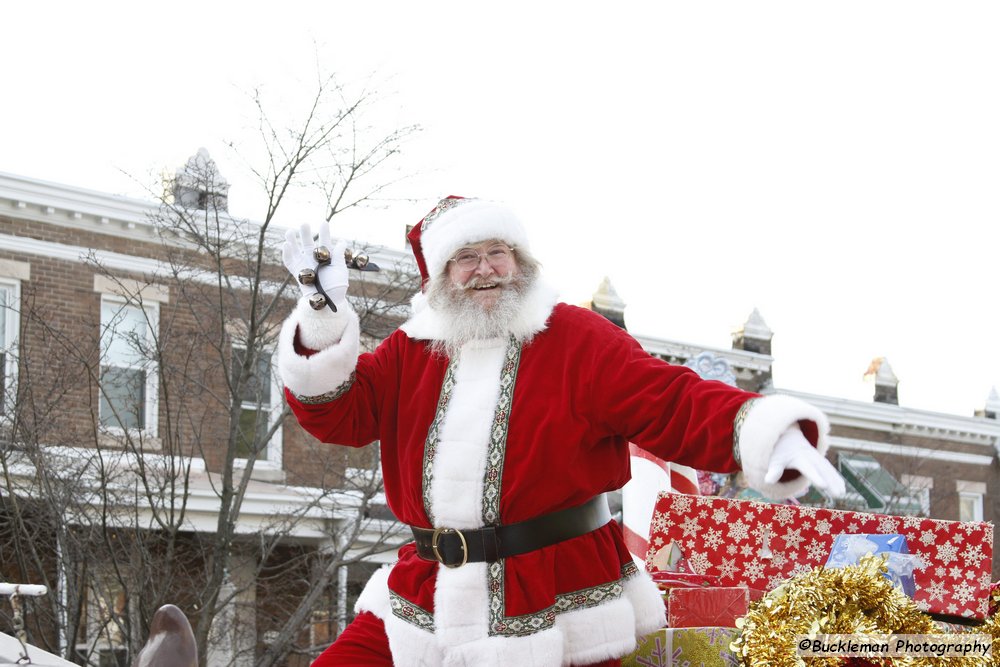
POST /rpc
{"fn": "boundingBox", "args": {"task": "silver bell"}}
[307,293,327,310]
[313,245,332,264]
[298,268,317,285]
[353,253,370,269]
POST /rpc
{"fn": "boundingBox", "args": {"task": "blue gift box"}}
[825,533,917,597]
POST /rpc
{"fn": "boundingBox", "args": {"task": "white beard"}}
[425,270,537,358]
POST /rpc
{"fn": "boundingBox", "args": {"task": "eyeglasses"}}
[448,243,515,271]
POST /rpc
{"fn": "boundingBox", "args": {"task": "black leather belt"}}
[411,494,612,568]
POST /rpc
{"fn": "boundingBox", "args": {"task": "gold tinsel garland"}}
[730,553,998,667]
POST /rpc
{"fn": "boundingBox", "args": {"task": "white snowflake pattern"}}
[671,495,694,514]
[740,544,755,557]
[687,551,710,574]
[953,582,976,605]
[686,539,696,551]
[652,535,664,548]
[726,544,737,555]
[712,508,728,523]
[790,563,812,577]
[935,566,946,577]
[877,515,900,534]
[960,521,983,534]
[781,527,806,551]
[966,570,976,581]
[728,520,750,543]
[936,542,959,565]
[916,600,930,611]
[961,544,986,566]
[703,528,723,550]
[948,566,964,580]
[847,522,861,534]
[947,603,958,614]
[744,560,765,582]
[771,552,788,568]
[806,540,827,561]
[980,573,993,589]
[902,515,924,529]
[699,510,709,520]
[814,519,831,536]
[951,532,965,545]
[920,530,937,546]
[680,515,701,537]
[797,505,819,519]
[774,505,796,526]
[717,557,738,580]
[767,574,787,590]
[743,510,757,524]
[650,513,671,534]
[926,579,947,602]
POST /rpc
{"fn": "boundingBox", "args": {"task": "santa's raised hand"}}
[282,222,348,312]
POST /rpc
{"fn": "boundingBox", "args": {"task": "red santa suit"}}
[278,274,829,667]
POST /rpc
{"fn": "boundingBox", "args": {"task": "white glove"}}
[764,428,846,498]
[282,223,349,310]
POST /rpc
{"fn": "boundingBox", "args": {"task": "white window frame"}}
[957,480,986,522]
[231,343,283,469]
[98,295,159,438]
[0,278,21,420]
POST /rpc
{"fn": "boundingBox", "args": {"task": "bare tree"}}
[0,69,420,667]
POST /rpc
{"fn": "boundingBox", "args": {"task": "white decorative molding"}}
[0,258,31,281]
[956,480,987,494]
[93,275,170,303]
[635,334,773,375]
[829,436,994,466]
[684,351,737,386]
[777,388,1000,447]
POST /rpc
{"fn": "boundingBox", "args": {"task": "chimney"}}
[589,277,627,329]
[975,387,1000,419]
[864,357,899,405]
[171,148,229,212]
[731,308,772,356]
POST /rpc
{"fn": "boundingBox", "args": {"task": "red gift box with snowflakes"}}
[645,492,995,620]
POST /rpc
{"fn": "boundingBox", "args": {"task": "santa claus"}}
[278,196,845,667]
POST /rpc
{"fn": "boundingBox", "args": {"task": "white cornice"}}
[830,436,995,466]
[634,334,773,375]
[776,388,1000,447]
[0,171,418,290]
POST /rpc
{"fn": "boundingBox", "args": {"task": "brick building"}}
[1,162,998,665]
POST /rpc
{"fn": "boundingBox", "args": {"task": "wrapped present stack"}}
[622,491,996,667]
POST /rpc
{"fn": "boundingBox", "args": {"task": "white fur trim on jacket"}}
[421,199,530,280]
[737,394,831,499]
[401,278,560,342]
[276,298,360,399]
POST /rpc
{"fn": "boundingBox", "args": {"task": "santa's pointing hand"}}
[764,428,847,498]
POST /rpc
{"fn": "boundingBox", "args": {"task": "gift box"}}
[623,627,739,667]
[646,493,994,619]
[666,586,749,628]
[826,533,917,596]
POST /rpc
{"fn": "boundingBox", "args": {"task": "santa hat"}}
[406,196,530,287]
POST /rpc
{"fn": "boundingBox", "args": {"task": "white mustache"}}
[460,273,516,290]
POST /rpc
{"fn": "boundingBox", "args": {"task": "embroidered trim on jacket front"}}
[488,562,639,637]
[421,362,458,525]
[390,591,435,632]
[481,337,521,526]
[731,397,760,466]
[291,372,356,404]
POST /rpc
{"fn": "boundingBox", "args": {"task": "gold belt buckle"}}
[431,527,468,568]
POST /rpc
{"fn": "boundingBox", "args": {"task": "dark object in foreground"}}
[132,604,197,667]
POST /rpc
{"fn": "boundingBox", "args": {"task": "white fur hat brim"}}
[421,199,530,279]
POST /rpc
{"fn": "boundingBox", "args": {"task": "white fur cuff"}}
[277,299,360,398]
[736,394,830,500]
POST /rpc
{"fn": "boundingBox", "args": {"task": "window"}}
[0,280,20,417]
[232,345,281,464]
[959,491,984,522]
[99,298,158,434]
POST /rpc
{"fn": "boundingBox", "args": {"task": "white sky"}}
[3,1,999,416]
